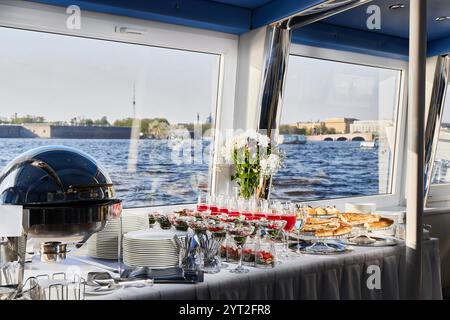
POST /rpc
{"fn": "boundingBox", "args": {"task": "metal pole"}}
[257,25,291,199]
[406,0,427,300]
[258,25,292,136]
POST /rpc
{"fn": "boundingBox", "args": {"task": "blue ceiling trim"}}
[211,0,272,9]
[428,36,450,57]
[292,22,409,61]
[251,0,325,29]
[26,0,450,59]
[29,0,252,34]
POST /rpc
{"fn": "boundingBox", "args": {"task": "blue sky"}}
[0,27,219,124]
[1,26,402,126]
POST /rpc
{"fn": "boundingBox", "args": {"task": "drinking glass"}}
[294,205,308,255]
[226,224,255,274]
[280,202,297,259]
[197,193,210,213]
[209,194,219,215]
[196,220,226,274]
[257,219,285,264]
[255,240,276,268]
[260,199,269,214]
[241,238,256,267]
[0,236,26,300]
[241,197,254,220]
[175,232,198,272]
[227,197,240,216]
[217,194,229,214]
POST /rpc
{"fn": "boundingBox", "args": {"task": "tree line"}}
[279,124,336,136]
[0,114,212,139]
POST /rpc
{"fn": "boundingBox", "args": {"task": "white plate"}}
[124,254,177,258]
[123,256,178,261]
[123,250,178,254]
[124,249,177,253]
[124,229,186,240]
[124,254,176,258]
[124,262,178,266]
[124,256,178,261]
[123,244,177,249]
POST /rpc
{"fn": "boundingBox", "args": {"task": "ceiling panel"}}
[26,0,450,42]
[322,0,450,41]
[211,0,272,9]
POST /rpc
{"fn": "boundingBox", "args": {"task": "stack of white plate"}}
[87,213,149,260]
[123,229,185,269]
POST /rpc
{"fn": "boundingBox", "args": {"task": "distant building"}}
[323,118,358,134]
[296,118,357,134]
[295,121,323,134]
[350,120,393,134]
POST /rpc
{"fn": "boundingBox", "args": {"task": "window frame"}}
[278,44,408,209]
[428,81,450,205]
[0,0,238,209]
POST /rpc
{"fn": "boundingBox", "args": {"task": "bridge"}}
[306,132,374,142]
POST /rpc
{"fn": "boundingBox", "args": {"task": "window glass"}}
[432,85,450,184]
[0,27,220,207]
[272,55,401,201]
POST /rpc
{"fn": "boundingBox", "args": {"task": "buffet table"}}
[24,238,442,300]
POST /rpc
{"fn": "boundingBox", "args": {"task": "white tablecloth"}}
[25,238,442,300]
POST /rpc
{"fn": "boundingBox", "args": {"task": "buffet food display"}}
[14,198,400,299]
[126,201,396,269]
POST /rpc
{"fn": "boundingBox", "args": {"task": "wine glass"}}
[294,205,308,255]
[259,219,286,241]
[279,202,297,259]
[226,223,255,274]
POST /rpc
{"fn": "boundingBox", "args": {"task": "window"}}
[431,84,450,184]
[0,26,222,208]
[272,54,403,202]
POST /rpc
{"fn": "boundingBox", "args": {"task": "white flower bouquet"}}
[222,130,283,199]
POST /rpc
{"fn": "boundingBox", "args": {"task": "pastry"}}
[333,225,352,236]
[326,206,340,215]
[305,217,337,225]
[302,214,353,237]
[339,212,380,226]
[314,207,327,215]
[302,222,339,232]
[305,206,316,215]
[367,217,394,230]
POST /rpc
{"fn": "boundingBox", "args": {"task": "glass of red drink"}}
[197,193,210,212]
[279,202,298,260]
[281,214,296,232]
[266,213,281,220]
[242,211,254,219]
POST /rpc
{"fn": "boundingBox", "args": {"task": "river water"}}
[0,138,384,207]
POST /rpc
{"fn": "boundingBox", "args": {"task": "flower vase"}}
[256,174,271,200]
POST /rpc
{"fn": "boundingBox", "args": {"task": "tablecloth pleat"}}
[87,239,442,300]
